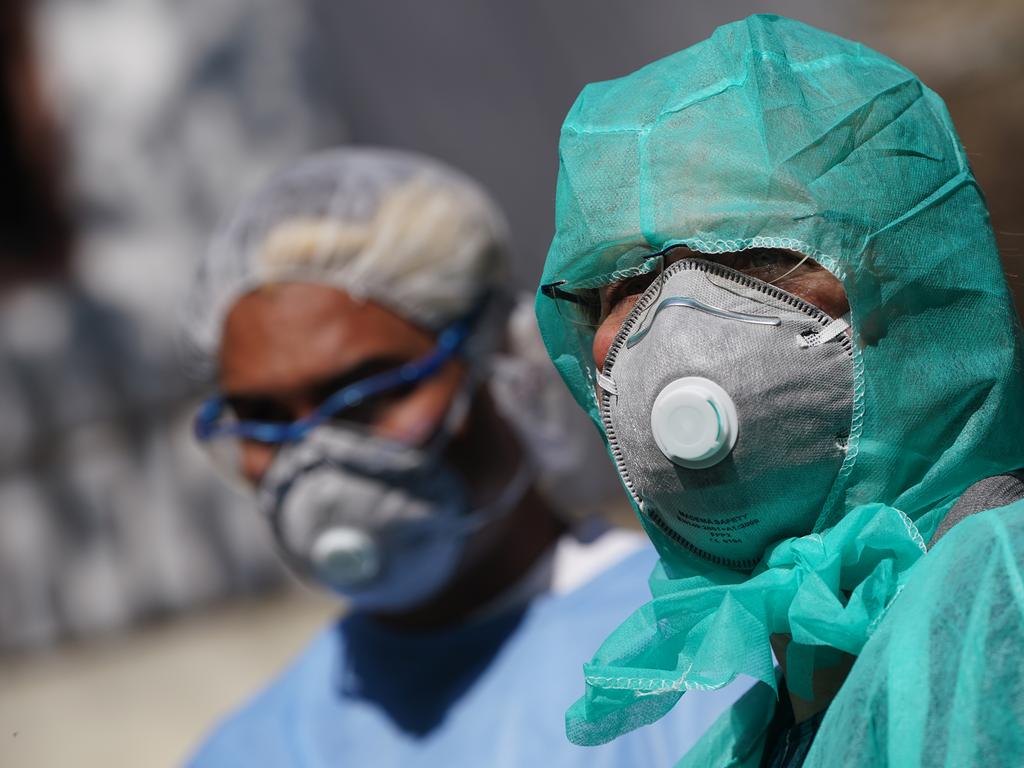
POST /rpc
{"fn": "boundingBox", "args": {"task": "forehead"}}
[218,283,434,395]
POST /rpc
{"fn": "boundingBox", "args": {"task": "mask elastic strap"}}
[799,315,850,348]
[597,371,619,396]
[445,449,537,536]
[419,366,483,464]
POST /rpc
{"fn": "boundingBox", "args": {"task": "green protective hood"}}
[535,13,1024,749]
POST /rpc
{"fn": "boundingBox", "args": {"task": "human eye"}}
[226,396,293,424]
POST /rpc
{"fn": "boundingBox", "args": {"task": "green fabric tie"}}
[567,504,928,745]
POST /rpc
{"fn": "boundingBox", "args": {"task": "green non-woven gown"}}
[535,13,1024,766]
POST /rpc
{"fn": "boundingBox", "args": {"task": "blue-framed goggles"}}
[193,306,481,446]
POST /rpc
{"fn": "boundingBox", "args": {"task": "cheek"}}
[240,441,278,487]
[592,322,617,371]
[372,363,465,445]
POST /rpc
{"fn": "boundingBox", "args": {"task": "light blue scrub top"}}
[189,546,748,767]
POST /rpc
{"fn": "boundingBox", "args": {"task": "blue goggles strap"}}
[194,302,483,445]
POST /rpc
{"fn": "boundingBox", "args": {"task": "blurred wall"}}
[1,0,350,651]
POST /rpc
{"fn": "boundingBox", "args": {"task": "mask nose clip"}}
[650,376,738,469]
[627,296,781,349]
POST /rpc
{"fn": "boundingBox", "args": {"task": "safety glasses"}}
[194,309,479,447]
[540,247,678,329]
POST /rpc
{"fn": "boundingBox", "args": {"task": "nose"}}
[591,320,617,371]
[240,439,278,487]
[591,290,647,371]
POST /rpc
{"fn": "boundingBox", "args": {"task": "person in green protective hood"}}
[536,13,1024,768]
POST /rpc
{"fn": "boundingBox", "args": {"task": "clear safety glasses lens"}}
[192,307,477,454]
[540,282,603,328]
[540,251,671,330]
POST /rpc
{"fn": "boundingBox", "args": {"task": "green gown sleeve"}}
[805,500,1024,767]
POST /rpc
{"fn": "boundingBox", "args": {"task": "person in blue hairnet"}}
[182,147,747,767]
[535,14,1024,768]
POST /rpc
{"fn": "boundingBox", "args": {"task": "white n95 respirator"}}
[598,258,854,570]
[259,421,530,612]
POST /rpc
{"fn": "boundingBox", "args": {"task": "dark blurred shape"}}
[0,0,72,285]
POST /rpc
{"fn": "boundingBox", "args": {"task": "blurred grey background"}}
[1,1,1021,765]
